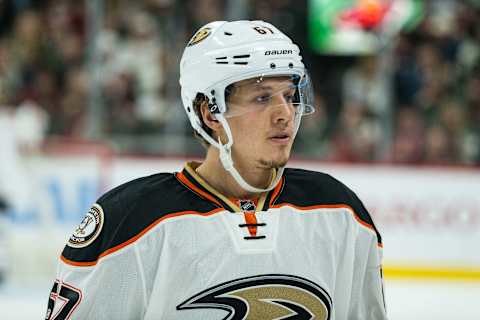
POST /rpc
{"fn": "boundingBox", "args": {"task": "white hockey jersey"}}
[46,162,387,320]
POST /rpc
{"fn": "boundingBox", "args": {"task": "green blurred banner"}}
[309,0,423,55]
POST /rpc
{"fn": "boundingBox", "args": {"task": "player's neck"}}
[195,148,272,199]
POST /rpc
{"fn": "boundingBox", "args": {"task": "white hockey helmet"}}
[180,20,315,193]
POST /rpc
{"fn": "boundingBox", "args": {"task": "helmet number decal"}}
[253,26,274,35]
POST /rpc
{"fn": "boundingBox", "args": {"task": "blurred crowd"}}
[326,0,480,165]
[0,0,479,165]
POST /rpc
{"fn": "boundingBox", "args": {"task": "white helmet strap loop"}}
[215,114,285,193]
[195,100,304,194]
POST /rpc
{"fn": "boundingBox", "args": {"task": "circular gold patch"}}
[67,203,104,248]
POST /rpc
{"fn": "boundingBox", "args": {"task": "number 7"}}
[45,280,82,320]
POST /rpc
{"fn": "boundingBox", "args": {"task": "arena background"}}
[0,0,479,319]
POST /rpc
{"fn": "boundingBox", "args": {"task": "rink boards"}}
[5,153,480,282]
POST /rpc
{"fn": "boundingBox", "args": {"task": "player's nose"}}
[271,94,294,123]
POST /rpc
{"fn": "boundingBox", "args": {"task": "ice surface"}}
[0,279,479,319]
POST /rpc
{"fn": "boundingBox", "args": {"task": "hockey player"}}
[46,21,387,320]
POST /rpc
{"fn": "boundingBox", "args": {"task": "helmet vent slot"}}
[232,54,250,65]
[215,57,228,64]
[224,32,233,36]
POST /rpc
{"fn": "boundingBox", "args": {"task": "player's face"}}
[224,76,297,170]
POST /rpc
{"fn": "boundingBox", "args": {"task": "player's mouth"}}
[268,132,292,145]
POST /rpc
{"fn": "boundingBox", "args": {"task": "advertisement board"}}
[6,155,480,281]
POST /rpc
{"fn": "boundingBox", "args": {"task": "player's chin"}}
[259,151,291,169]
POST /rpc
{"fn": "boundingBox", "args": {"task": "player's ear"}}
[200,101,221,131]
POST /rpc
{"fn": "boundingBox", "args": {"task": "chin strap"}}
[215,114,285,193]
[218,139,285,193]
[195,109,304,193]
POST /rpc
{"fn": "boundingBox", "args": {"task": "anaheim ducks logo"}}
[187,27,211,46]
[67,203,104,248]
[177,274,332,319]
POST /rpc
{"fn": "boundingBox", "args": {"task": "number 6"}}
[253,26,274,34]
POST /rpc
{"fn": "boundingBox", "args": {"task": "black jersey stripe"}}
[61,207,226,267]
[267,176,285,208]
[181,165,238,212]
[62,171,219,264]
[175,171,223,208]
[181,162,283,214]
[271,202,382,246]
[278,168,383,245]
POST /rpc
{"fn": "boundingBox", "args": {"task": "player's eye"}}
[283,87,297,103]
[284,93,294,103]
[253,93,272,104]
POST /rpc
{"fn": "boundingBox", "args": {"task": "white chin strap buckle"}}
[219,140,234,171]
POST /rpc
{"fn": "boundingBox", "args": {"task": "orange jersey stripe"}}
[271,202,383,247]
[61,207,225,267]
[269,176,285,206]
[175,172,223,208]
[60,202,382,267]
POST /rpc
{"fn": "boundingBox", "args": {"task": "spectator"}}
[342,55,388,118]
[423,125,456,165]
[58,67,88,137]
[0,0,478,165]
[330,102,382,162]
[391,108,424,164]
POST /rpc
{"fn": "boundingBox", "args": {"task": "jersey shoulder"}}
[280,168,366,205]
[61,172,218,265]
[280,168,382,243]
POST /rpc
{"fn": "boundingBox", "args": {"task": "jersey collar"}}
[176,161,285,213]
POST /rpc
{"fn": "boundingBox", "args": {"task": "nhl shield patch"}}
[67,203,104,248]
[239,199,256,212]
